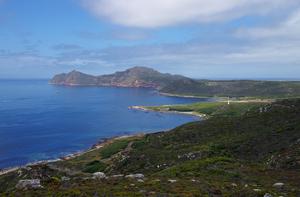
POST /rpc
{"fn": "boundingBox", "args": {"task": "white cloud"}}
[81,0,298,28]
[237,9,300,39]
[0,50,114,78]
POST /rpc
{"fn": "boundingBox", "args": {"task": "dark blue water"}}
[0,80,209,169]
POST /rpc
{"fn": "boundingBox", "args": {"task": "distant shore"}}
[129,105,206,119]
[159,92,217,99]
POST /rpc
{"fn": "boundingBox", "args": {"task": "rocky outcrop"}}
[16,179,42,190]
[93,172,106,179]
[125,173,144,179]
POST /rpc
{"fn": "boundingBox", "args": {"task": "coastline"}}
[0,134,144,177]
[159,92,224,100]
[1,86,205,178]
[129,105,206,119]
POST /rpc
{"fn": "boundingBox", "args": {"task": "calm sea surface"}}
[0,80,210,169]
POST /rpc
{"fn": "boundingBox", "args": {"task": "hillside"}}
[1,99,300,196]
[50,66,193,88]
[50,67,300,98]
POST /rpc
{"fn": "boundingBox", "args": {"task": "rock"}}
[264,193,273,197]
[125,173,144,179]
[231,183,238,187]
[137,179,144,183]
[168,179,177,183]
[93,172,106,179]
[110,174,124,178]
[17,170,23,177]
[253,189,262,192]
[16,179,42,189]
[273,182,284,188]
[61,176,71,181]
[25,167,32,171]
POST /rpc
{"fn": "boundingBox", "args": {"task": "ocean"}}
[0,79,210,169]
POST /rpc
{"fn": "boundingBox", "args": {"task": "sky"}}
[0,0,300,79]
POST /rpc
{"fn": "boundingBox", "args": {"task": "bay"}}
[0,79,210,169]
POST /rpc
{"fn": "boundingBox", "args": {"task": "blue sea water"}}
[0,80,210,169]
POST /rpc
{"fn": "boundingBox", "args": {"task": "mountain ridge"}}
[50,66,300,98]
[50,66,191,89]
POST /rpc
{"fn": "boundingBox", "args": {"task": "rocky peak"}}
[125,66,160,76]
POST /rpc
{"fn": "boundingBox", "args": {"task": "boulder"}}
[16,179,42,190]
[231,183,238,187]
[168,179,177,183]
[125,173,144,179]
[110,174,124,178]
[61,176,71,181]
[273,182,284,188]
[93,172,106,179]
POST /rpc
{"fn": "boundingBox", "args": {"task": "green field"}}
[145,101,267,117]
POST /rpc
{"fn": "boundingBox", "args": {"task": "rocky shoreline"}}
[0,134,142,177]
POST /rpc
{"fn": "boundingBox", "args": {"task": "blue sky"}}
[0,0,300,79]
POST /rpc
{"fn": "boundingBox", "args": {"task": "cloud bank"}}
[81,0,297,28]
[237,9,300,40]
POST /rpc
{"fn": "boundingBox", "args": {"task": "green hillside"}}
[1,99,300,196]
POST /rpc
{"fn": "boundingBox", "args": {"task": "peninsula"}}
[50,66,300,98]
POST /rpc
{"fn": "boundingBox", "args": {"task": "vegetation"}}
[99,139,130,159]
[1,99,300,196]
[83,160,107,173]
[144,101,267,117]
[50,66,300,98]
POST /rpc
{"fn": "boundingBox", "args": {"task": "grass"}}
[99,139,130,159]
[83,160,107,173]
[145,101,266,117]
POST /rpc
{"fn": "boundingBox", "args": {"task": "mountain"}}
[50,66,300,98]
[50,66,193,88]
[50,70,98,86]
